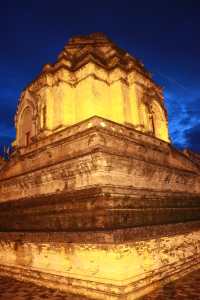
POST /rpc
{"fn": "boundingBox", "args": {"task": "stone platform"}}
[1,33,200,299]
[0,187,200,299]
[0,268,200,299]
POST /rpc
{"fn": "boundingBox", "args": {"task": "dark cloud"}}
[177,97,200,126]
[183,127,200,154]
[184,97,200,115]
[178,117,194,126]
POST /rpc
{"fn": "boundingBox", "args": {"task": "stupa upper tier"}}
[14,32,170,148]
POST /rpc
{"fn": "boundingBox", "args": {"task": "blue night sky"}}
[0,0,200,157]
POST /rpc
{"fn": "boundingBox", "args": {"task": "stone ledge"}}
[0,229,200,299]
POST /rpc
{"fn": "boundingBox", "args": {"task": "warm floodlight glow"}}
[100,122,106,127]
[88,122,92,128]
[15,33,170,150]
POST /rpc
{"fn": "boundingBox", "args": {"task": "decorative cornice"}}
[22,33,156,94]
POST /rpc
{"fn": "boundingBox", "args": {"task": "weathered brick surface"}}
[0,189,199,234]
[0,33,200,299]
[0,229,200,299]
[0,268,200,299]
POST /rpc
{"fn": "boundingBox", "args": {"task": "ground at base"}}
[0,268,200,300]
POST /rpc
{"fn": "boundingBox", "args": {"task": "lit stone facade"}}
[0,33,200,299]
[1,116,200,201]
[0,229,200,300]
[14,32,170,148]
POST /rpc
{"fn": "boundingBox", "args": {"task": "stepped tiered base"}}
[0,117,200,299]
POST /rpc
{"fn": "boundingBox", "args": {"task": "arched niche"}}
[19,107,33,147]
[15,89,38,148]
[150,100,169,142]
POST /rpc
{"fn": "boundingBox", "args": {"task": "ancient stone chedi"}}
[0,33,200,300]
[15,32,170,147]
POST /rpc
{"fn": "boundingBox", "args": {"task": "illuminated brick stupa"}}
[0,33,200,299]
[14,32,170,149]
